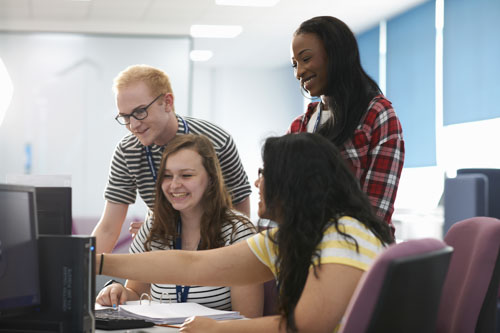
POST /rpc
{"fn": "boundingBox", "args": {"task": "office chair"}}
[262,279,279,316]
[443,173,488,234]
[436,217,500,333]
[339,238,453,333]
[256,222,280,317]
[457,169,500,333]
[457,168,500,220]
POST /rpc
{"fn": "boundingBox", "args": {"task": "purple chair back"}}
[436,217,500,333]
[263,279,279,316]
[339,238,452,333]
[257,223,280,316]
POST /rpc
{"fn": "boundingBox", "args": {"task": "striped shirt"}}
[104,115,252,209]
[130,209,256,310]
[247,216,386,278]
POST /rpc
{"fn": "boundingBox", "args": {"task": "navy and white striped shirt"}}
[104,115,252,209]
[130,210,256,310]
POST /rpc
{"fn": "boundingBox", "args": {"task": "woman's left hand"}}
[179,316,218,332]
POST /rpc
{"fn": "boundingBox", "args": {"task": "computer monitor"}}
[35,187,72,235]
[0,184,41,319]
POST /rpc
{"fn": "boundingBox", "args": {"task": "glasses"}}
[258,168,264,178]
[115,94,164,125]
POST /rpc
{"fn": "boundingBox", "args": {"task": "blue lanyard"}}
[312,103,323,133]
[144,116,190,301]
[300,103,322,133]
[145,116,189,182]
[145,147,158,182]
[174,219,192,303]
[180,116,190,134]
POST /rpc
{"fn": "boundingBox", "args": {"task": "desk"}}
[96,326,178,332]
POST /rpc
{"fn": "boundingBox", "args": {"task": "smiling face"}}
[161,148,210,216]
[116,81,174,146]
[291,32,329,98]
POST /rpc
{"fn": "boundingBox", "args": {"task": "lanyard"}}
[312,103,322,133]
[300,103,322,133]
[145,116,189,182]
[174,219,192,303]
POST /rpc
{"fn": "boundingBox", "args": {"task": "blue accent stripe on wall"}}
[387,0,436,168]
[357,25,380,85]
[443,0,500,125]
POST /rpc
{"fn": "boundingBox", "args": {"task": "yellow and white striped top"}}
[247,216,386,277]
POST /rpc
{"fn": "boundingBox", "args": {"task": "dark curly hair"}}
[144,134,254,250]
[294,16,382,145]
[261,133,393,332]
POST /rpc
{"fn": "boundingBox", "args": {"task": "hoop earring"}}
[300,85,313,100]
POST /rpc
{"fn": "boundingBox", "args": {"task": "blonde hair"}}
[113,65,174,110]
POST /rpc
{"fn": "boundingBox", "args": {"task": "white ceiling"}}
[0,0,430,68]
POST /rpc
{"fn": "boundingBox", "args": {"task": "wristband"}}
[99,253,104,275]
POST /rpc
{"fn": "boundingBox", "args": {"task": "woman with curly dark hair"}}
[96,134,263,318]
[97,133,393,332]
[288,16,404,233]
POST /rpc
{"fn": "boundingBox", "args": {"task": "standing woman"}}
[96,134,263,318]
[96,133,394,332]
[289,16,404,232]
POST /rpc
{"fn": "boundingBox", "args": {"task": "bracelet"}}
[99,253,104,275]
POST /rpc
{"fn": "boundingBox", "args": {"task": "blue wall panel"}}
[357,25,380,85]
[387,0,436,167]
[443,0,500,125]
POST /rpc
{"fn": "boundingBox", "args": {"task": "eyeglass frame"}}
[258,168,264,178]
[115,93,164,125]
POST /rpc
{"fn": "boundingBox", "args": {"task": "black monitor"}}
[0,184,41,319]
[35,187,72,235]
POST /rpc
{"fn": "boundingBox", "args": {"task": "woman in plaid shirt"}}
[289,16,405,233]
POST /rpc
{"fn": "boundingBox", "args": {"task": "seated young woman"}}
[96,134,263,318]
[97,132,394,332]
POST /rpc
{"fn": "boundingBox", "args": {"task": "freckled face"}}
[291,33,329,97]
[161,149,209,215]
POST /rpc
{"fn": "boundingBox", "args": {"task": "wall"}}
[191,64,303,219]
[0,32,191,225]
[0,32,302,231]
[354,0,500,240]
[2,0,497,240]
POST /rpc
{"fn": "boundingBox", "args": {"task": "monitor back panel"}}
[35,187,72,235]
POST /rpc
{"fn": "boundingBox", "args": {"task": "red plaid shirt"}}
[287,95,404,231]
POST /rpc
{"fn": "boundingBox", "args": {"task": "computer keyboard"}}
[95,308,155,330]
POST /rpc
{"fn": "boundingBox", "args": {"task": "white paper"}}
[117,300,243,324]
[95,303,113,311]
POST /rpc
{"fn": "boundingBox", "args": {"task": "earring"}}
[300,85,313,100]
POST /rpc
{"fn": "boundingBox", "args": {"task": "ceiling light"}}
[216,0,279,6]
[190,25,242,38]
[190,50,214,62]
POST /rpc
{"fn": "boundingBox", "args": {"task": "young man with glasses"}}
[92,64,251,254]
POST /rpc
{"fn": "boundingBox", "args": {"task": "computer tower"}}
[0,235,96,332]
[36,235,96,332]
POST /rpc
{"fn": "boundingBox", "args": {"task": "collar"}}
[175,114,189,135]
[300,102,320,131]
